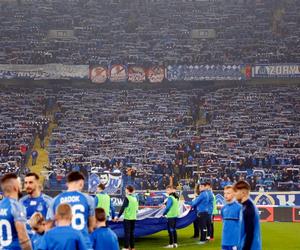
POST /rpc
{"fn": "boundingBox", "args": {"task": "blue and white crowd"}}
[0,0,299,65]
[0,85,299,192]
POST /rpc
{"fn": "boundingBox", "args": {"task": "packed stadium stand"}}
[1,85,299,192]
[0,0,299,193]
[0,0,299,65]
[0,88,50,176]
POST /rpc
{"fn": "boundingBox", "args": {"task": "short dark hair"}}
[67,171,85,183]
[95,208,106,222]
[234,180,251,191]
[205,181,211,187]
[25,172,40,180]
[98,183,105,190]
[1,173,18,185]
[126,185,135,193]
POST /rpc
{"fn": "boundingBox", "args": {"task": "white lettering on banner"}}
[109,174,122,188]
[0,64,89,80]
[255,65,295,77]
[256,65,300,76]
[276,194,295,206]
[111,197,123,207]
[282,66,289,74]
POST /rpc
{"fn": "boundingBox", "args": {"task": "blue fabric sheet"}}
[109,205,196,238]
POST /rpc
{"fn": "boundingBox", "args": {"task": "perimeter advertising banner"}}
[252,64,300,78]
[166,65,244,81]
[182,191,300,206]
[0,64,89,80]
[128,66,146,83]
[109,64,127,82]
[89,66,107,83]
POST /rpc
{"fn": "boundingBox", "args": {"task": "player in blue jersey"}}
[186,181,209,244]
[90,208,119,250]
[46,171,95,249]
[0,173,32,250]
[20,173,52,236]
[234,181,262,250]
[39,203,87,250]
[221,185,242,250]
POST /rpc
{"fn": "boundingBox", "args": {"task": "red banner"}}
[257,206,274,222]
[293,207,300,222]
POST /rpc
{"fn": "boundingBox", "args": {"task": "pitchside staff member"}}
[94,183,116,222]
[163,185,180,248]
[234,180,262,250]
[116,185,139,250]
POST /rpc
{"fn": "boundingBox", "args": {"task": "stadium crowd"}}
[41,86,300,192]
[0,85,299,192]
[0,0,299,65]
[0,87,50,177]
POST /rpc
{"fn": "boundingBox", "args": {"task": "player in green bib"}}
[163,185,180,248]
[117,185,138,250]
[94,183,115,223]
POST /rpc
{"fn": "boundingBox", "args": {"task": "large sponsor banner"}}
[252,64,300,78]
[166,65,243,81]
[182,191,300,207]
[128,66,146,83]
[88,172,122,194]
[109,64,127,82]
[147,66,165,83]
[89,66,107,83]
[0,64,89,80]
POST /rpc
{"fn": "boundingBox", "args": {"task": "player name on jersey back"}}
[60,195,80,203]
[0,208,8,216]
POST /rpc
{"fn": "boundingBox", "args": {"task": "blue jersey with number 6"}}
[46,191,95,249]
[0,197,27,249]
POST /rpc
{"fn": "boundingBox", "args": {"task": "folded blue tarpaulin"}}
[109,204,197,238]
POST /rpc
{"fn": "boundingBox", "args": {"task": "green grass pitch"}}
[126,222,300,250]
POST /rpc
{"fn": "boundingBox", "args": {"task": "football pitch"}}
[127,222,300,250]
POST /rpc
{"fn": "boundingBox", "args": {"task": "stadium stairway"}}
[26,114,57,184]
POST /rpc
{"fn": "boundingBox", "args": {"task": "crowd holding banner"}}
[0,63,299,82]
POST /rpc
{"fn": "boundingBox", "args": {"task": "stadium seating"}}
[0,88,50,176]
[0,0,299,65]
[42,86,300,191]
